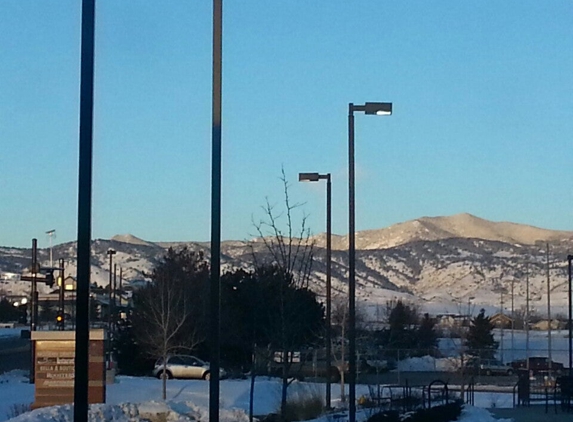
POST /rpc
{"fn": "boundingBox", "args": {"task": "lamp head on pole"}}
[351,102,393,116]
[364,102,392,116]
[299,172,329,182]
[107,249,116,256]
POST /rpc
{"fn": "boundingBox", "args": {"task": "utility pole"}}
[113,263,117,331]
[546,243,552,375]
[500,286,504,363]
[511,278,515,363]
[30,238,38,384]
[59,258,65,330]
[567,255,572,377]
[118,267,123,321]
[525,263,530,370]
[107,249,116,338]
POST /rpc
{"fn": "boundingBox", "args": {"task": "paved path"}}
[490,405,572,421]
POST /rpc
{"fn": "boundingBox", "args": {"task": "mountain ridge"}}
[311,213,573,250]
[2,213,572,314]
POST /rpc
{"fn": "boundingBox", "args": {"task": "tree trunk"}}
[339,368,346,403]
[162,352,167,400]
[249,349,256,422]
[280,350,288,416]
[162,369,167,401]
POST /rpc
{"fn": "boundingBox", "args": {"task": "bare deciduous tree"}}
[248,168,322,417]
[330,294,369,403]
[133,248,207,400]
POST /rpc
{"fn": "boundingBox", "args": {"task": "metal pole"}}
[348,103,356,422]
[31,239,38,333]
[108,252,113,336]
[209,1,223,421]
[59,258,65,330]
[30,238,38,384]
[326,174,332,409]
[546,243,552,375]
[511,278,514,363]
[567,255,573,377]
[500,288,504,363]
[113,263,117,331]
[526,263,530,370]
[74,0,96,419]
[119,267,123,320]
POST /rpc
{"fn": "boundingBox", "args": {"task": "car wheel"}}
[157,370,172,380]
[203,372,211,381]
[507,369,513,376]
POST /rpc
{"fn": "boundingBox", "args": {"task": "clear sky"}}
[1,1,572,248]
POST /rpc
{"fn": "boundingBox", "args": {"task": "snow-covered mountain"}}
[1,213,572,316]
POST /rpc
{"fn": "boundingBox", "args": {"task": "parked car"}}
[152,355,227,380]
[465,358,514,376]
[510,357,564,375]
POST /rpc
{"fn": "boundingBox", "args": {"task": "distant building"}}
[436,313,469,330]
[490,313,514,329]
[531,319,564,331]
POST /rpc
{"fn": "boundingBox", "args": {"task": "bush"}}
[366,400,463,422]
[6,403,31,419]
[366,410,400,422]
[281,386,324,422]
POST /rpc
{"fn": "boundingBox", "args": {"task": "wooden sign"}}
[31,330,106,409]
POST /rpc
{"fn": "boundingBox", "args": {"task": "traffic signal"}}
[44,270,55,288]
[56,312,64,328]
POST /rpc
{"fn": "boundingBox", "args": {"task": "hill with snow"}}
[1,214,572,315]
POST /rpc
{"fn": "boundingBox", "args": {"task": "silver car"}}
[153,355,226,380]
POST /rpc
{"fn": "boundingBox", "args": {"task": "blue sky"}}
[1,1,572,248]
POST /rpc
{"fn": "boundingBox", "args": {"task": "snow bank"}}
[7,401,250,422]
[459,405,512,422]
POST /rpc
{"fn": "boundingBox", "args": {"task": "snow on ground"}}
[3,327,565,420]
[0,370,512,421]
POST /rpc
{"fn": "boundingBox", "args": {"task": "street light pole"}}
[46,229,56,269]
[210,1,223,422]
[74,0,96,420]
[567,255,573,377]
[348,102,392,422]
[107,249,116,337]
[299,172,332,408]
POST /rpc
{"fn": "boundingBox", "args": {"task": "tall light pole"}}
[107,249,116,337]
[500,287,504,363]
[525,263,530,370]
[567,255,573,377]
[348,102,392,422]
[510,277,515,362]
[46,229,56,269]
[546,243,552,375]
[299,172,332,408]
[210,1,223,422]
[74,0,96,420]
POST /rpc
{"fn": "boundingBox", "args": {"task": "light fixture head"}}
[107,249,117,255]
[299,172,321,182]
[364,102,392,116]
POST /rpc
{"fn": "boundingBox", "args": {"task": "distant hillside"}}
[311,213,573,250]
[2,214,572,314]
